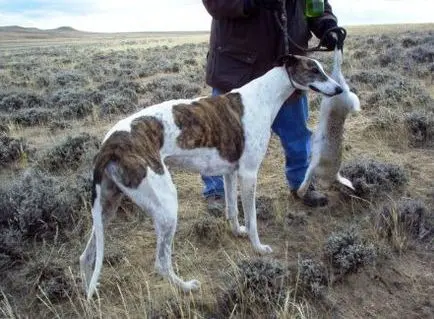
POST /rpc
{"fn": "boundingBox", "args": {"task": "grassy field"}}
[0,24,433,318]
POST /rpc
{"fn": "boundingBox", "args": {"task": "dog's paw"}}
[255,244,273,255]
[182,279,201,292]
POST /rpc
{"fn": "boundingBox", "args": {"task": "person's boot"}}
[206,194,225,216]
[291,184,328,207]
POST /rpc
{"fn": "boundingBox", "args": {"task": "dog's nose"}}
[335,86,343,95]
[333,86,343,95]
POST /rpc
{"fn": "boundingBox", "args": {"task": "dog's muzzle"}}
[309,85,343,97]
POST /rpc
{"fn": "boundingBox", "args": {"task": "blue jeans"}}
[201,88,311,198]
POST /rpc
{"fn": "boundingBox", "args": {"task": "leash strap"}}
[274,1,347,53]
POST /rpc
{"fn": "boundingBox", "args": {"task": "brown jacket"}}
[203,0,337,92]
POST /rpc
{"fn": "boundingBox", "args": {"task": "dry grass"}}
[0,24,433,318]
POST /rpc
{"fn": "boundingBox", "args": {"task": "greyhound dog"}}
[80,54,342,300]
[297,48,360,198]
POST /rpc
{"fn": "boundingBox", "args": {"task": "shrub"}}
[219,258,290,316]
[324,229,376,276]
[10,108,52,126]
[50,88,94,120]
[0,91,46,111]
[0,169,85,241]
[349,70,396,89]
[341,159,408,200]
[365,80,432,110]
[100,89,138,116]
[405,110,434,147]
[408,46,434,63]
[0,133,27,167]
[97,79,146,94]
[145,74,202,104]
[53,70,87,87]
[297,258,328,297]
[0,228,26,271]
[376,198,431,242]
[37,133,99,173]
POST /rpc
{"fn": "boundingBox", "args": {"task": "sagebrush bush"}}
[0,169,85,241]
[37,133,99,173]
[349,70,396,89]
[219,258,290,316]
[53,70,88,87]
[324,229,376,276]
[376,198,430,241]
[145,74,202,104]
[100,89,138,116]
[405,110,434,147]
[98,79,146,94]
[0,91,46,111]
[0,228,25,272]
[365,80,432,110]
[50,88,95,120]
[297,258,328,297]
[10,108,52,126]
[341,159,408,199]
[0,133,27,167]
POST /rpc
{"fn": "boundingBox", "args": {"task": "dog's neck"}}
[235,66,296,124]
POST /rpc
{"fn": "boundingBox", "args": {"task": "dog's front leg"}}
[239,170,272,254]
[224,172,247,237]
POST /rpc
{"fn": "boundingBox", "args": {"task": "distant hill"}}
[48,26,80,32]
[0,25,89,40]
[0,25,81,33]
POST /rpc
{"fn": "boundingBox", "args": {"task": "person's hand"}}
[251,0,282,11]
[322,31,339,50]
[319,19,346,50]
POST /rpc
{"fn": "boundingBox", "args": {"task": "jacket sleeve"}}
[307,0,338,39]
[202,0,249,19]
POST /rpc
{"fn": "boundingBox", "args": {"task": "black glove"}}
[318,19,344,50]
[251,0,282,11]
[322,31,339,50]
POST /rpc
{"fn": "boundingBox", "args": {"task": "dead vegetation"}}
[0,24,433,318]
[341,159,408,199]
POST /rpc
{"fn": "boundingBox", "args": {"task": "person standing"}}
[201,0,343,213]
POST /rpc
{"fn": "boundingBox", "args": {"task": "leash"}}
[274,1,347,53]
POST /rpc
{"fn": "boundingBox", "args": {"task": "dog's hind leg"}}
[224,172,247,237]
[336,172,355,191]
[239,170,272,254]
[118,167,200,292]
[80,177,123,300]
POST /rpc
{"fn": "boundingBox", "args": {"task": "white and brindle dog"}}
[80,54,343,300]
[297,48,360,198]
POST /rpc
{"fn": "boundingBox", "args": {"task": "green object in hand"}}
[305,0,324,17]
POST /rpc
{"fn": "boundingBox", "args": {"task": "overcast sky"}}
[0,0,432,32]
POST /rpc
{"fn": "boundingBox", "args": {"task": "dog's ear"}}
[274,54,299,68]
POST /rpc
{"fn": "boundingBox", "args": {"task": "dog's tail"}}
[86,181,105,301]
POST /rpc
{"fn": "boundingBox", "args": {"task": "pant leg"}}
[271,94,311,190]
[201,88,225,198]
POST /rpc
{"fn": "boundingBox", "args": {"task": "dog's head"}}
[278,55,343,97]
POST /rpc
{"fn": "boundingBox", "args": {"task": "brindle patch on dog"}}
[289,58,330,86]
[172,93,244,163]
[93,116,164,188]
